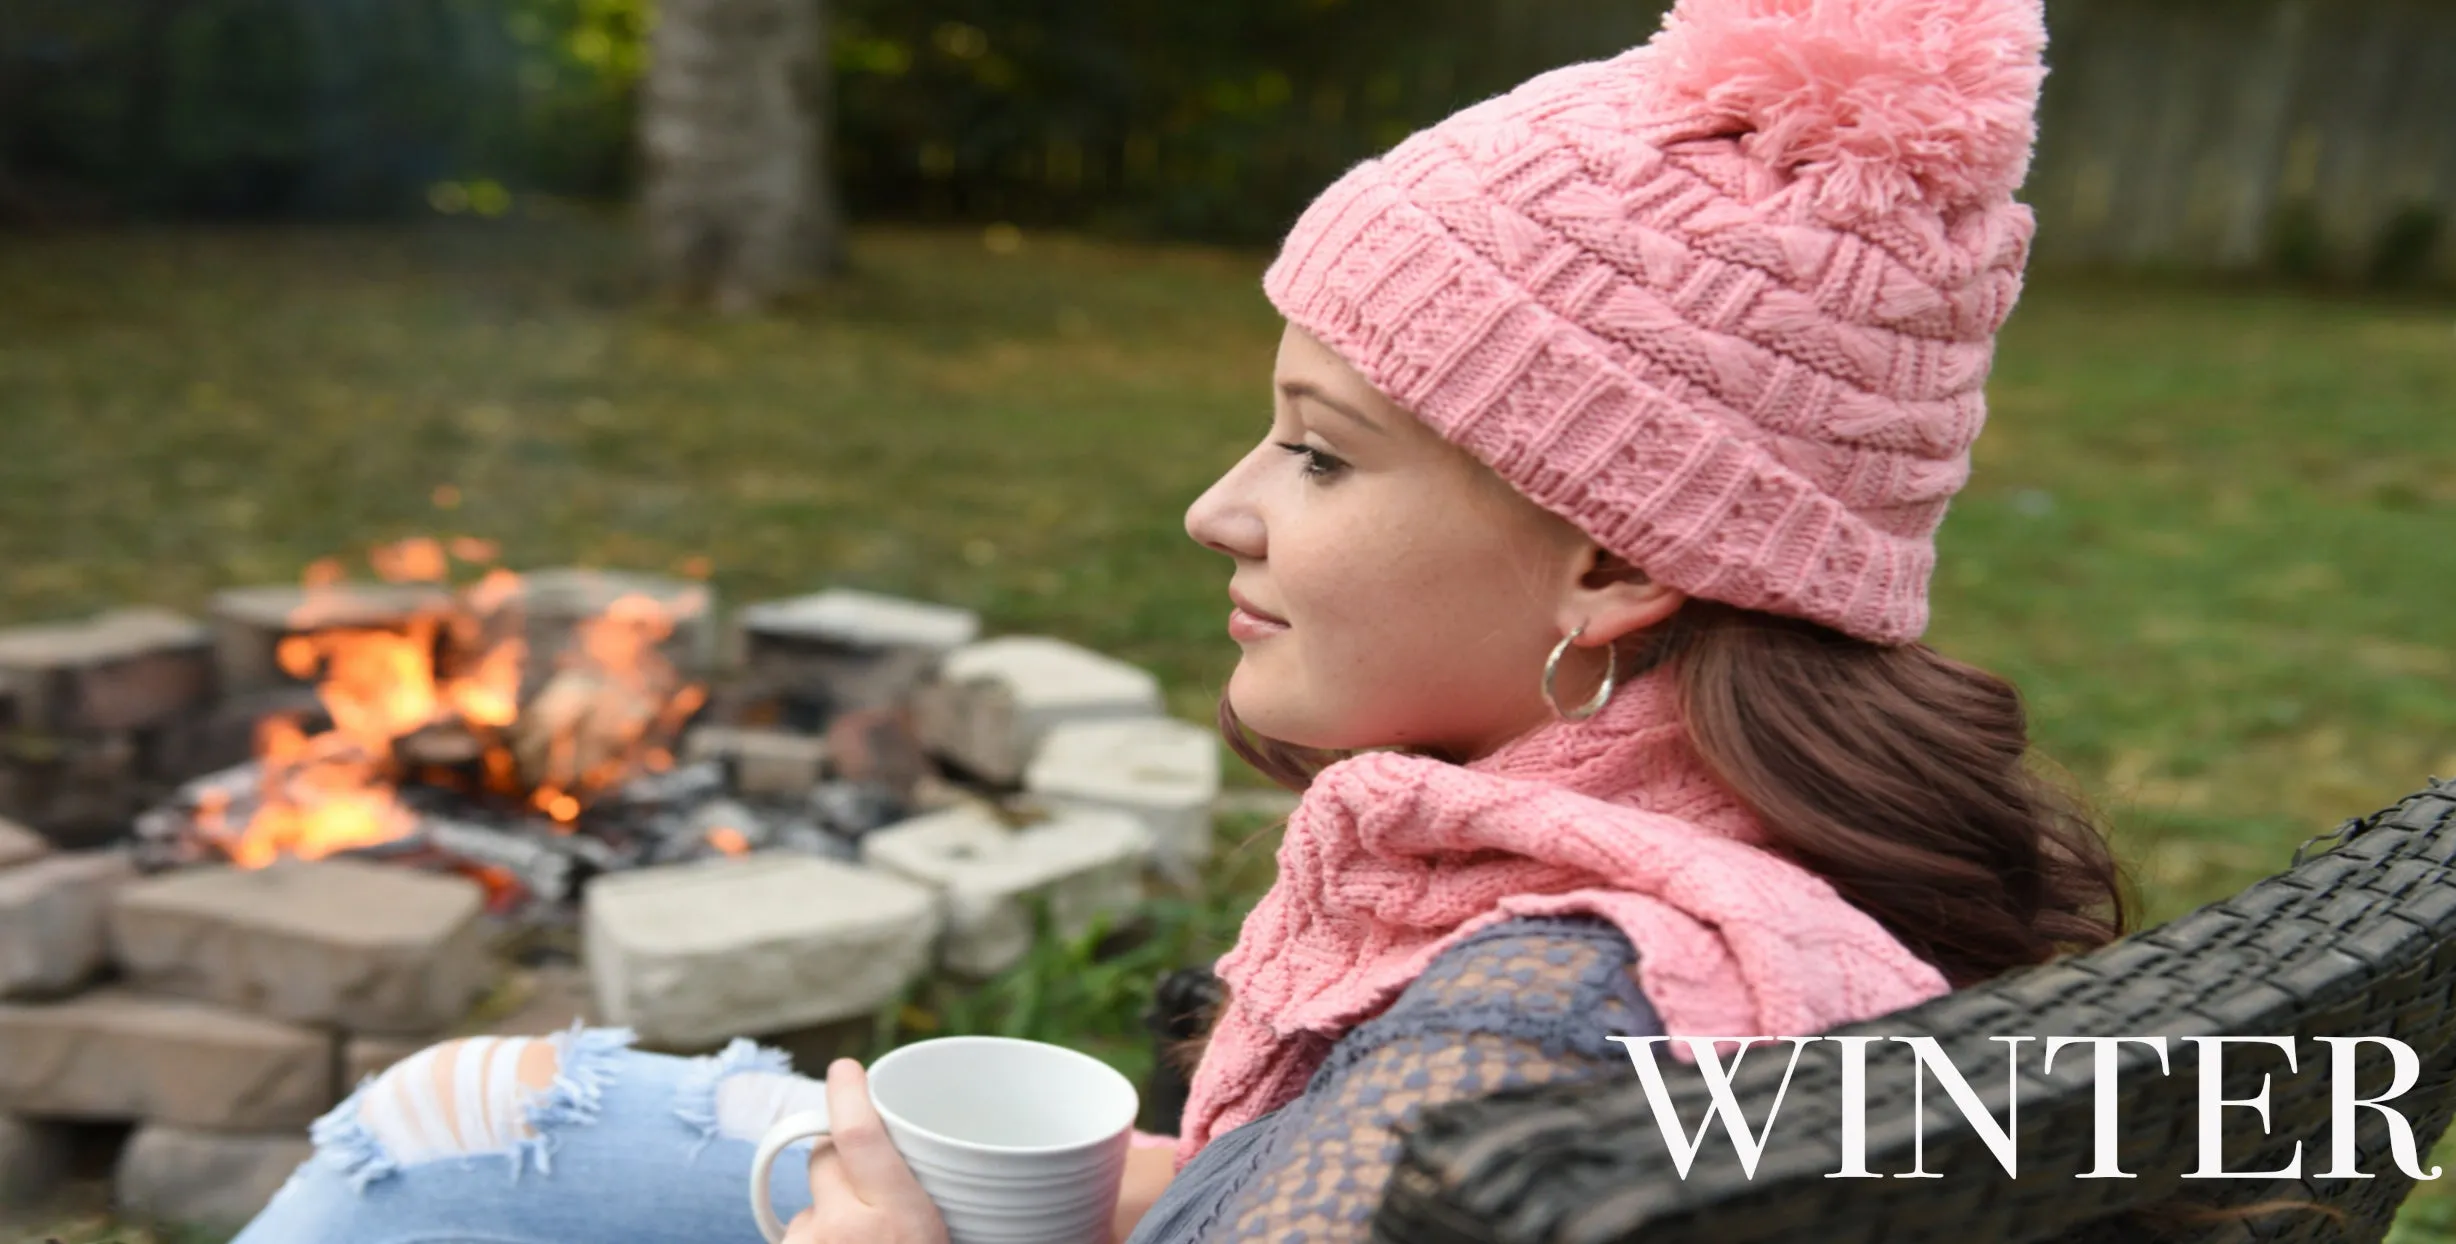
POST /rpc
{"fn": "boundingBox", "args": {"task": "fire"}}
[705,826,751,856]
[203,538,709,870]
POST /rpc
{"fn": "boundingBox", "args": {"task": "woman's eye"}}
[1274,442,1346,480]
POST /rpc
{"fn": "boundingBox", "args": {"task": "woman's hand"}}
[782,1059,949,1244]
[1108,1144,1178,1244]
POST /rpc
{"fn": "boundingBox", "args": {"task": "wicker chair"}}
[1362,778,2456,1243]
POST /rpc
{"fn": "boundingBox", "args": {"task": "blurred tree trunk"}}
[641,0,845,313]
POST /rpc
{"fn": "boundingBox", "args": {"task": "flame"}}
[209,539,708,869]
[705,826,750,856]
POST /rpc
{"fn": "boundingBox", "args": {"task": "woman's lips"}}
[1228,607,1291,641]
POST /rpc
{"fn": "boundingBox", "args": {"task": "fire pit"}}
[126,539,936,918]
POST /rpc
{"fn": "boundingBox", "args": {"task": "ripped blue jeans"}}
[235,1025,826,1243]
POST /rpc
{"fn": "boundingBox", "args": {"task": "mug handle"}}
[750,1108,834,1243]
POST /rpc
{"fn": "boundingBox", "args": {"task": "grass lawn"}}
[2,218,2452,1240]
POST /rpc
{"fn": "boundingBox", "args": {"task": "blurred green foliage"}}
[0,0,642,218]
[0,0,1646,238]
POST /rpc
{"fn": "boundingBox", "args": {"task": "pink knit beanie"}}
[1263,0,2047,645]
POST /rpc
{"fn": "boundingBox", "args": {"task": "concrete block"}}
[162,684,329,782]
[0,731,143,847]
[823,703,929,794]
[913,636,1163,785]
[909,675,1023,785]
[342,964,599,1086]
[684,725,830,798]
[0,608,214,733]
[0,989,333,1129]
[209,582,451,693]
[738,590,979,719]
[1026,716,1222,880]
[111,858,490,1034]
[861,804,1148,978]
[739,589,980,653]
[0,817,47,870]
[341,1031,431,1090]
[584,854,940,1049]
[0,848,136,999]
[0,1114,76,1209]
[116,1124,315,1231]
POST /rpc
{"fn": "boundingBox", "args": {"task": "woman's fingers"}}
[822,1058,934,1214]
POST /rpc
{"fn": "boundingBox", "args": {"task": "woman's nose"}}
[1184,456,1263,560]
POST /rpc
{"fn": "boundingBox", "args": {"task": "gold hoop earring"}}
[1541,623,1617,723]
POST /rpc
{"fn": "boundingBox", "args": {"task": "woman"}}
[234,0,2123,1239]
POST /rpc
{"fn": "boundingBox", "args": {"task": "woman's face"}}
[1184,324,1620,762]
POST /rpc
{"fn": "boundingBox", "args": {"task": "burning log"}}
[512,669,658,797]
[606,760,727,811]
[397,722,485,768]
[419,817,580,905]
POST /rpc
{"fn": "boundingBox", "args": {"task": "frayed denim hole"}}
[504,1022,640,1180]
[309,1081,401,1194]
[674,1036,795,1161]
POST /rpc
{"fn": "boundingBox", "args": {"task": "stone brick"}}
[342,963,598,1086]
[1025,716,1222,881]
[0,817,46,870]
[683,725,830,798]
[909,675,1024,785]
[823,703,929,793]
[0,1113,77,1209]
[0,849,136,999]
[0,731,142,847]
[861,803,1148,978]
[584,854,939,1049]
[0,608,214,734]
[115,1124,314,1231]
[739,589,981,654]
[737,590,980,722]
[341,1031,431,1090]
[0,989,333,1129]
[159,684,329,783]
[209,581,452,693]
[913,636,1163,785]
[111,858,490,1035]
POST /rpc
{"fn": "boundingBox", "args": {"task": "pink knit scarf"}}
[1174,664,1952,1168]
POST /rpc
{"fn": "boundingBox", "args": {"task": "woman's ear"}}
[1563,548,1685,646]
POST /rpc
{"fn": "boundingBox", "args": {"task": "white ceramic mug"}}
[750,1035,1140,1244]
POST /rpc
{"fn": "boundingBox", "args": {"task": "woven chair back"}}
[1374,779,2456,1244]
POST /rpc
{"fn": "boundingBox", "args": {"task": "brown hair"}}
[1215,598,2127,989]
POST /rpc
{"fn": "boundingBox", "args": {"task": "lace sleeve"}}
[1144,916,1660,1243]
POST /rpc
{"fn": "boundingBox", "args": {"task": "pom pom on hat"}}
[1645,0,2047,222]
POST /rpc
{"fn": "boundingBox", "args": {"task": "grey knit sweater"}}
[1125,915,1661,1242]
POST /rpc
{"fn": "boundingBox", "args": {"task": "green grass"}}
[2,218,2453,1238]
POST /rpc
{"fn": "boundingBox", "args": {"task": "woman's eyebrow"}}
[1277,381,1387,437]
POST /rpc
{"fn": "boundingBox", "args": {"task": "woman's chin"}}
[1225,687,1339,752]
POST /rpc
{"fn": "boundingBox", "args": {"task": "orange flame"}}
[209,540,708,869]
[705,826,750,856]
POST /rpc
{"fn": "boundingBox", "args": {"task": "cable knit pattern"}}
[1173,666,1950,1167]
[1262,0,2047,644]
